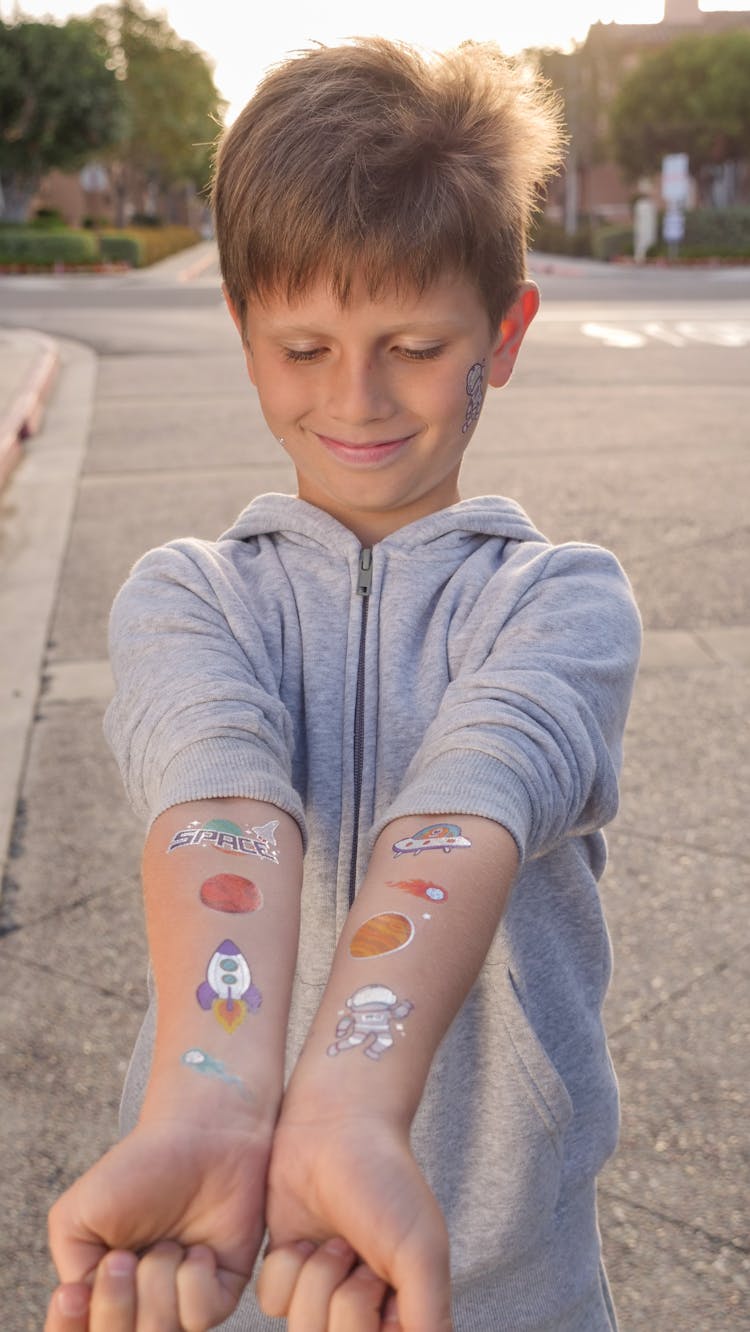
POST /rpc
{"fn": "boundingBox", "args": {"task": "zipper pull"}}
[356,547,373,596]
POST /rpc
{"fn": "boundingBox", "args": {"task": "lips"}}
[315,433,415,465]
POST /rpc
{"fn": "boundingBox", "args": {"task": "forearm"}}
[139,797,303,1130]
[284,814,518,1126]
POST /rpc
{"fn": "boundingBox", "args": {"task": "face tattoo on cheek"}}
[462,360,485,434]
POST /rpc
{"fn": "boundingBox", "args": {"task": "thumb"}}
[393,1223,453,1332]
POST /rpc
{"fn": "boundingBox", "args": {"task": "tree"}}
[610,30,750,189]
[0,17,126,221]
[92,1,226,221]
[526,39,624,232]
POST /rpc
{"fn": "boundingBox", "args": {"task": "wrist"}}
[140,1057,281,1138]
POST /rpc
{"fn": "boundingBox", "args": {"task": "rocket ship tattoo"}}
[197,939,262,1033]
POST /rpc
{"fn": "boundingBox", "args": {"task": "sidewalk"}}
[1,257,748,1330]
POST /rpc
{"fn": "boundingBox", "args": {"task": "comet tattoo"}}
[180,1049,251,1101]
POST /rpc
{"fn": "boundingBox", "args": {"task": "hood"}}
[219,493,546,555]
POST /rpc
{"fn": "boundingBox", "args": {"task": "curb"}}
[0,331,60,491]
[0,337,96,880]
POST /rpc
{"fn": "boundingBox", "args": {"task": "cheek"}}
[254,364,306,426]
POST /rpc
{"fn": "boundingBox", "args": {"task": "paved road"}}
[1,249,748,1329]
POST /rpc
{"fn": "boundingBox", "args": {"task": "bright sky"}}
[4,0,749,122]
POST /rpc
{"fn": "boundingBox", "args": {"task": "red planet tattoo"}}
[199,874,264,914]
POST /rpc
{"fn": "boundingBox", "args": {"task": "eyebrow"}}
[268,319,466,338]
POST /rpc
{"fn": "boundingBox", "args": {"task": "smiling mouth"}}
[316,433,414,449]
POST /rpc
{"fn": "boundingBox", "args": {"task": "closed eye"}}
[282,347,326,362]
[397,345,444,361]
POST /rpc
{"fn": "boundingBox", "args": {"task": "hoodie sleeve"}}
[103,542,306,840]
[373,544,641,863]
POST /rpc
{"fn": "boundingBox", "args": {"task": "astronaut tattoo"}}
[327,984,414,1061]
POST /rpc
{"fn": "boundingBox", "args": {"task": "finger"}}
[48,1196,107,1287]
[135,1240,183,1332]
[256,1240,317,1317]
[44,1283,91,1332]
[88,1251,138,1332]
[329,1263,388,1332]
[287,1237,357,1332]
[176,1244,248,1332]
[383,1291,403,1329]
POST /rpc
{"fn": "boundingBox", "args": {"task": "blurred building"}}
[546,0,750,226]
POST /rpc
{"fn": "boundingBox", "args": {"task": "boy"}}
[46,37,641,1332]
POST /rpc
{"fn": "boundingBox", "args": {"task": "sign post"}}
[661,154,690,260]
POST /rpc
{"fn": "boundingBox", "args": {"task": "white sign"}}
[662,207,685,244]
[661,153,690,206]
[79,163,109,193]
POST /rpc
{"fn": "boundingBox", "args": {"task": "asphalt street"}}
[1,248,748,1330]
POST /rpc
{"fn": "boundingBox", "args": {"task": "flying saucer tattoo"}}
[392,823,471,858]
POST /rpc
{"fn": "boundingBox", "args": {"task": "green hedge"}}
[98,225,198,266]
[682,207,750,250]
[532,209,750,262]
[0,223,199,269]
[529,218,593,257]
[99,234,143,266]
[0,230,98,265]
[591,226,634,262]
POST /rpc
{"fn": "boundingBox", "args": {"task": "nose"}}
[327,353,395,427]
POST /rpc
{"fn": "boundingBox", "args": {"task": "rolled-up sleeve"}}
[103,543,306,841]
[373,544,641,862]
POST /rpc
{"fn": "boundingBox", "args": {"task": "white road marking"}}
[582,322,647,348]
[674,321,750,347]
[642,321,688,347]
[580,319,750,348]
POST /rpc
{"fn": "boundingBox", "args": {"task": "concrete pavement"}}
[0,244,748,1329]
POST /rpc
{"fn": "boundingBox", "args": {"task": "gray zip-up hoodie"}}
[105,493,641,1332]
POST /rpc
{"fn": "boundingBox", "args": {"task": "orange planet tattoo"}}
[349,912,415,959]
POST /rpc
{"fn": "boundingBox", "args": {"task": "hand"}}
[258,1109,452,1332]
[45,1117,271,1332]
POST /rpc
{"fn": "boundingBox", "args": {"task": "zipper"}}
[348,547,372,905]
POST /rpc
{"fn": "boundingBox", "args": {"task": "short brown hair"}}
[212,38,564,329]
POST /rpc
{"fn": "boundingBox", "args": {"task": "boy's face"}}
[226,270,538,545]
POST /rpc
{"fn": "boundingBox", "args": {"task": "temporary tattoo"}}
[197,939,262,1033]
[350,912,415,959]
[461,360,485,434]
[181,1048,250,1100]
[387,878,448,902]
[327,984,414,1060]
[392,824,471,858]
[200,873,263,914]
[168,818,280,864]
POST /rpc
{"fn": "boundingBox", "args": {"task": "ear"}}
[487,281,540,389]
[222,283,257,385]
